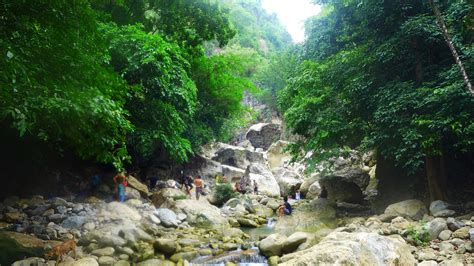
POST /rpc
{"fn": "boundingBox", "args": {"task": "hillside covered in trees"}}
[1,1,474,266]
[0,0,291,172]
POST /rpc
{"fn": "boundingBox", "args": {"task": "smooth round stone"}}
[98,256,116,265]
[91,247,115,256]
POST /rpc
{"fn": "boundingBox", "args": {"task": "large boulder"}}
[126,175,149,196]
[281,232,308,254]
[319,167,369,203]
[61,215,88,229]
[244,163,280,197]
[266,140,293,171]
[272,167,303,196]
[280,232,416,265]
[212,144,265,170]
[154,209,179,228]
[429,200,455,217]
[306,181,322,199]
[173,200,229,227]
[299,174,320,197]
[151,188,187,208]
[0,232,60,265]
[259,233,287,257]
[384,199,428,221]
[245,123,281,150]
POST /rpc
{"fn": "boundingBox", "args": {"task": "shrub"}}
[406,223,430,246]
[215,183,237,206]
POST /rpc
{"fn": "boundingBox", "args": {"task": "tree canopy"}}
[279,0,474,175]
[1,0,290,169]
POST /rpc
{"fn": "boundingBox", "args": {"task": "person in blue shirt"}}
[278,196,292,216]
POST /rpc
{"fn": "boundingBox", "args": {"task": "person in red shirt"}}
[113,172,127,202]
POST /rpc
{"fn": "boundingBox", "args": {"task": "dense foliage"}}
[0,0,290,169]
[279,0,474,174]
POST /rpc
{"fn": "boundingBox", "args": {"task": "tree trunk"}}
[425,155,447,201]
[429,0,474,96]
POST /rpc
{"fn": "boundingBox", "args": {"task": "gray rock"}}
[429,200,452,217]
[450,238,465,247]
[417,248,437,260]
[245,123,281,150]
[154,208,179,228]
[120,247,134,255]
[446,217,464,231]
[452,227,470,239]
[98,235,127,248]
[119,227,153,243]
[125,187,141,200]
[177,213,187,221]
[384,200,428,221]
[98,256,116,265]
[91,247,115,256]
[282,232,308,254]
[438,230,452,241]
[433,209,455,217]
[154,238,178,255]
[148,213,161,225]
[49,213,66,223]
[51,197,68,207]
[259,233,287,257]
[439,242,455,254]
[83,222,96,231]
[56,205,68,214]
[428,218,447,240]
[221,242,239,251]
[72,204,84,213]
[280,232,415,265]
[12,257,45,266]
[115,260,130,266]
[61,216,87,229]
[469,228,474,242]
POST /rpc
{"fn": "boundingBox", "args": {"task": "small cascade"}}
[267,217,276,228]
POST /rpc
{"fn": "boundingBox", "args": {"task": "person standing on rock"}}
[193,175,206,200]
[253,180,259,195]
[113,172,127,202]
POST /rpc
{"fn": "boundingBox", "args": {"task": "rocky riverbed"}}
[2,122,474,265]
[2,191,474,265]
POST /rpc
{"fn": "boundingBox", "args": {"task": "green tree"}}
[280,0,474,200]
[0,0,132,169]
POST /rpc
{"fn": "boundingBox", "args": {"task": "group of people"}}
[234,177,259,195]
[175,173,207,200]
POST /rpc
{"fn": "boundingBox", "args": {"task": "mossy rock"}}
[0,231,52,265]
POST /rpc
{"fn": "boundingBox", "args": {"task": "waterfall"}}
[267,217,276,228]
